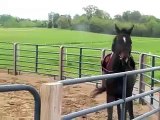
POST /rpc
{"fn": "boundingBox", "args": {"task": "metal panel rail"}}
[59,66,160,120]
[62,88,160,120]
[16,43,60,75]
[0,42,141,81]
[0,42,13,69]
[0,84,40,120]
[139,53,160,107]
[60,67,160,85]
[62,46,105,79]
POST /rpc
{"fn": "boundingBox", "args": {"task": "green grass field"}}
[0,28,160,84]
[0,28,160,54]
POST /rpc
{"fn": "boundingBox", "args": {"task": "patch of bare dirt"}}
[0,70,158,120]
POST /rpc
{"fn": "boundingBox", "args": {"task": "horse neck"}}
[107,52,119,71]
[109,52,128,72]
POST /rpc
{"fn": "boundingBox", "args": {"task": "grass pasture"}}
[0,28,160,83]
[0,28,160,54]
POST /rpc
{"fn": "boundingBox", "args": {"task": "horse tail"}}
[90,86,106,98]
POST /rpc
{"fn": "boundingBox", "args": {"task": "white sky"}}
[0,0,159,20]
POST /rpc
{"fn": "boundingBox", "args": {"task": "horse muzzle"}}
[119,52,129,62]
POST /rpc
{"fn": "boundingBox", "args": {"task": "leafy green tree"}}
[128,11,141,23]
[122,11,131,21]
[94,9,110,19]
[48,12,53,28]
[72,14,89,31]
[114,15,123,21]
[57,15,71,29]
[52,13,60,28]
[83,5,98,20]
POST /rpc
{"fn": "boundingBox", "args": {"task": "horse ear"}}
[115,24,120,34]
[128,25,134,35]
[112,37,116,52]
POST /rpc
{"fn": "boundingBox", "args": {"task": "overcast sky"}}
[0,0,159,20]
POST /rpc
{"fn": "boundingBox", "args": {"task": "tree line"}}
[0,15,47,28]
[48,5,160,37]
[1,5,160,37]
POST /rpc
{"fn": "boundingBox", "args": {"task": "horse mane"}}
[120,28,130,34]
[112,37,116,51]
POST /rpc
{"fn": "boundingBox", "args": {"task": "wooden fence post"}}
[40,82,63,120]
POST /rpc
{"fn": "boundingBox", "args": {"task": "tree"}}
[48,12,53,28]
[83,5,98,20]
[114,15,123,21]
[94,9,110,19]
[152,23,160,37]
[57,15,71,29]
[72,14,89,31]
[128,11,141,23]
[52,13,60,28]
[122,11,131,21]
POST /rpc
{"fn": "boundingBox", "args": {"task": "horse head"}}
[108,24,135,72]
[112,24,134,62]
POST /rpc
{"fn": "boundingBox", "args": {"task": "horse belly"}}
[106,78,123,98]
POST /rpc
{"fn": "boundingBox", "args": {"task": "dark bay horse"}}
[91,25,136,120]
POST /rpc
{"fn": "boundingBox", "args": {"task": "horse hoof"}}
[90,92,96,98]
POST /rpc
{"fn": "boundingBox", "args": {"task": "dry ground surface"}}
[0,70,158,120]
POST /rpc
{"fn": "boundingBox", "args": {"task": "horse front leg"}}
[117,104,127,120]
[127,101,134,119]
[117,104,121,120]
[107,107,113,120]
[107,95,114,120]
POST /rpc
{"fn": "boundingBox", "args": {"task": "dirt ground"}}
[0,70,158,120]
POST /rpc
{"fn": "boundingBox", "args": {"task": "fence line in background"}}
[0,42,141,79]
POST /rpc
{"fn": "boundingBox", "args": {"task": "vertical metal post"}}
[100,49,106,88]
[101,49,106,75]
[121,75,127,120]
[13,43,18,75]
[59,46,64,80]
[0,84,41,120]
[158,92,160,120]
[150,56,155,105]
[139,53,146,104]
[35,45,39,73]
[79,48,83,78]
